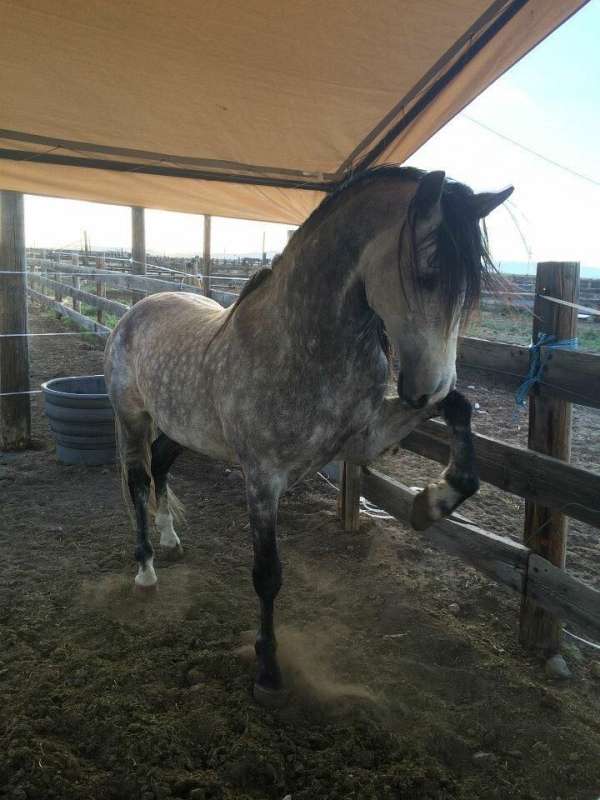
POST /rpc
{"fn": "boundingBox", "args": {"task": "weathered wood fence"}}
[13,242,600,653]
[26,257,241,325]
[481,272,600,317]
[341,261,600,654]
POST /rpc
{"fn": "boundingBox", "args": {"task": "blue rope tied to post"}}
[515,333,578,408]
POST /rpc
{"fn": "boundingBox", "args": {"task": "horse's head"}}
[361,169,512,409]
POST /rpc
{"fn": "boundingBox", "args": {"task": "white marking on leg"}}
[424,479,462,520]
[135,556,157,587]
[155,497,181,549]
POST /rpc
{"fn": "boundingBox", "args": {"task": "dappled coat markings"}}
[104,166,512,704]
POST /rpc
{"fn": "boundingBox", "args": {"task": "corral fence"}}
[343,261,600,656]
[25,253,242,338]
[1,193,599,658]
[482,271,600,319]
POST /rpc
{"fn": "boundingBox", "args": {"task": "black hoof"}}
[410,488,436,531]
[253,683,289,709]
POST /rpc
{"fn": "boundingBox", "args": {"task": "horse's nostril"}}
[415,394,428,409]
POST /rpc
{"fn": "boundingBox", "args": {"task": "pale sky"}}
[24,0,600,267]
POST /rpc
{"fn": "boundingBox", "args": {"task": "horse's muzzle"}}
[397,374,445,410]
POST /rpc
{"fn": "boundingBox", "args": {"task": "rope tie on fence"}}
[514,333,578,408]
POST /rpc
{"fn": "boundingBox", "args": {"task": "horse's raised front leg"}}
[245,475,286,707]
[410,390,479,530]
[337,390,479,528]
[337,397,433,464]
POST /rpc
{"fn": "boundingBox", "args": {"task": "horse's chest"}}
[275,362,385,451]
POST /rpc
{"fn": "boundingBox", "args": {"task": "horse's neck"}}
[277,234,368,342]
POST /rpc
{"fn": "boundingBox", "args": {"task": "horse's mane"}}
[200,266,272,357]
[230,266,272,310]
[209,165,494,343]
[296,164,494,328]
[218,167,425,320]
[401,175,496,329]
[295,165,426,239]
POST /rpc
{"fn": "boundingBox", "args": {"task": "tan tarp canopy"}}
[0,0,587,224]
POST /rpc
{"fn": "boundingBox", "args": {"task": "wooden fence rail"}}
[403,419,600,529]
[340,261,600,652]
[362,468,600,637]
[28,287,111,336]
[25,256,600,647]
[458,335,600,410]
[27,267,240,331]
[30,274,130,320]
[30,263,203,295]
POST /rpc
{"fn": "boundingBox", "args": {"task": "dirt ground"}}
[1,303,600,800]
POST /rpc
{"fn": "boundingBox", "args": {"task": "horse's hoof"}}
[161,543,184,561]
[410,488,436,531]
[253,683,289,709]
[134,582,158,595]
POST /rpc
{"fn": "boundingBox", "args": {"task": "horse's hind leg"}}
[118,413,157,589]
[151,433,184,555]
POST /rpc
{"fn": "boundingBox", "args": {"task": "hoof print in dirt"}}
[253,683,290,709]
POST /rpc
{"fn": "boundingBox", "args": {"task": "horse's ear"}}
[413,171,446,217]
[470,186,513,218]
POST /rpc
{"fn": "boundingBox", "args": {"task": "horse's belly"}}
[150,404,236,463]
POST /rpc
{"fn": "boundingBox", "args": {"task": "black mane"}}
[402,174,495,328]
[295,165,426,237]
[221,165,494,333]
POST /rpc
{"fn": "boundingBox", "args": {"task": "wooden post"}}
[339,461,361,532]
[55,253,64,303]
[71,253,80,312]
[520,261,580,654]
[0,191,31,449]
[203,214,211,297]
[131,206,146,304]
[189,255,198,284]
[95,257,106,324]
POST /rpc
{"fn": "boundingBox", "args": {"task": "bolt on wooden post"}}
[520,261,580,655]
[131,206,146,304]
[0,190,31,449]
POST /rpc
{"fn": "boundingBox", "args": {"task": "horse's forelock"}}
[399,179,494,330]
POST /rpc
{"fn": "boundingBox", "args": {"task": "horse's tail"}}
[115,416,146,522]
[115,415,155,519]
[115,416,185,523]
[166,485,185,525]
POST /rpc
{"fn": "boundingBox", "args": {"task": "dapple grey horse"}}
[104,166,512,705]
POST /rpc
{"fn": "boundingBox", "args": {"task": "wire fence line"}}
[31,251,262,282]
[2,255,599,403]
[0,331,107,338]
[0,268,249,283]
[0,260,242,400]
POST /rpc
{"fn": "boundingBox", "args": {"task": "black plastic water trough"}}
[41,375,116,465]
